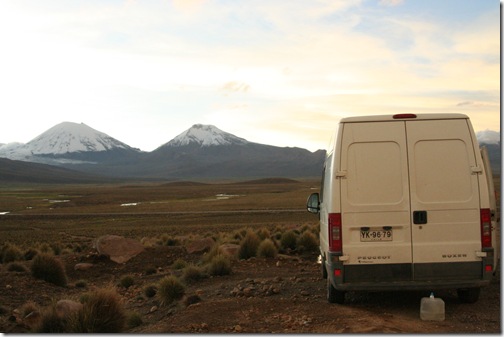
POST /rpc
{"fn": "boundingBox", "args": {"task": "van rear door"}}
[406,119,482,280]
[340,121,413,281]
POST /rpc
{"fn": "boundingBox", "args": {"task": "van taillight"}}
[329,213,342,253]
[480,209,492,249]
[393,114,417,119]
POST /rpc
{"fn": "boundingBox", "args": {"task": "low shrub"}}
[75,280,87,288]
[70,287,126,333]
[256,227,271,240]
[207,255,232,276]
[24,248,39,261]
[31,253,68,287]
[280,230,298,251]
[119,275,135,289]
[172,258,187,270]
[2,244,23,263]
[34,305,68,333]
[238,230,260,260]
[182,265,205,282]
[7,262,29,273]
[157,276,186,306]
[20,301,40,318]
[143,284,157,298]
[38,243,52,254]
[297,231,319,252]
[127,312,143,328]
[144,266,157,275]
[257,239,278,258]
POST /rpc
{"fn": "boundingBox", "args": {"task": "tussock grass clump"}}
[37,243,53,254]
[75,280,87,288]
[207,255,232,276]
[70,287,126,333]
[119,275,135,289]
[144,266,157,275]
[297,231,319,252]
[157,276,186,306]
[127,312,143,328]
[143,284,157,298]
[238,229,261,260]
[257,239,278,258]
[256,227,271,240]
[31,253,68,287]
[0,305,9,315]
[24,248,39,261]
[7,261,29,273]
[182,264,206,282]
[202,244,228,263]
[2,244,23,263]
[172,258,187,270]
[280,230,298,251]
[34,305,68,333]
[20,300,40,318]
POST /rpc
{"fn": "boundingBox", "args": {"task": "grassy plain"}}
[0,179,321,248]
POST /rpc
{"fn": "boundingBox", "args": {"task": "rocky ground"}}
[0,243,500,333]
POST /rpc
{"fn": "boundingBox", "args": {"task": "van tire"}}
[327,278,345,304]
[457,288,480,303]
[321,257,328,279]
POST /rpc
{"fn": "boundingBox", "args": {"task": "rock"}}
[243,287,255,297]
[219,243,240,257]
[234,325,242,332]
[300,290,310,296]
[74,263,94,271]
[185,237,215,254]
[55,300,83,318]
[94,235,144,264]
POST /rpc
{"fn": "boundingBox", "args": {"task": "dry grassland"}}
[0,179,320,247]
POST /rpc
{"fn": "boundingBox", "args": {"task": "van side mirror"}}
[307,193,320,214]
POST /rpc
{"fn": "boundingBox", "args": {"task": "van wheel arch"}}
[327,278,345,304]
[321,255,328,279]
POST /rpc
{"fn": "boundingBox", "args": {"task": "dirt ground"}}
[0,179,500,333]
[0,244,500,333]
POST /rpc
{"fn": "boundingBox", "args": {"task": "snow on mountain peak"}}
[476,129,500,145]
[166,124,248,147]
[25,122,135,155]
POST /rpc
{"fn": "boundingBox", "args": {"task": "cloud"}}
[221,81,250,94]
[379,0,404,6]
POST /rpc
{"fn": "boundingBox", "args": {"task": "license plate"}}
[360,229,393,242]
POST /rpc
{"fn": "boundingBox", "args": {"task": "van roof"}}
[340,113,469,123]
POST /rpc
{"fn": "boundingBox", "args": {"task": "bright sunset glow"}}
[0,0,499,152]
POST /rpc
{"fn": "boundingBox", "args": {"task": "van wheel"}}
[321,257,328,279]
[327,278,345,304]
[457,288,480,303]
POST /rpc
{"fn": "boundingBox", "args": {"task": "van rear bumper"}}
[331,279,491,292]
[327,260,493,291]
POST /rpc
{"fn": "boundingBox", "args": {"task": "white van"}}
[307,113,499,304]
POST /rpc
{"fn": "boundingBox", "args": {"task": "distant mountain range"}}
[0,122,499,183]
[0,122,325,181]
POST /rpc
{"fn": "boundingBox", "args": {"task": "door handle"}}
[413,211,427,224]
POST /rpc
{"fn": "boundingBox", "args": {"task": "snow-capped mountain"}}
[477,129,500,145]
[163,124,248,148]
[25,122,137,154]
[0,122,141,165]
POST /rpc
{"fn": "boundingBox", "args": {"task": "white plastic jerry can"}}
[420,293,445,321]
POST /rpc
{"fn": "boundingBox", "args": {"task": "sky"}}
[0,0,500,152]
